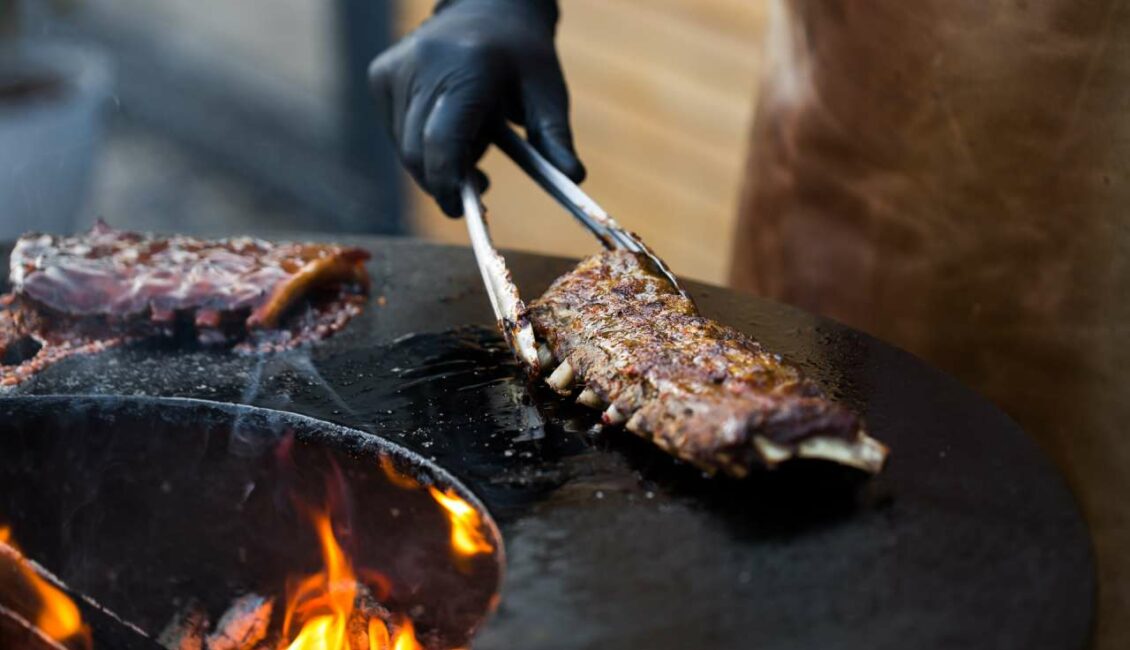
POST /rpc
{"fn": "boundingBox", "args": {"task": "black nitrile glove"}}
[369,0,584,216]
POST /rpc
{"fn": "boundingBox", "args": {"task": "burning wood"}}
[1,471,496,650]
[1,526,164,650]
[344,590,395,650]
[15,468,497,650]
[205,595,274,650]
[278,509,424,650]
[0,528,89,650]
[157,601,208,650]
[1,604,71,650]
[157,595,275,650]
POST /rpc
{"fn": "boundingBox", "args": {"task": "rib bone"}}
[602,404,627,426]
[577,387,605,409]
[546,360,574,394]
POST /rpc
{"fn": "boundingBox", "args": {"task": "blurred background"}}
[3,3,1128,646]
[0,0,764,285]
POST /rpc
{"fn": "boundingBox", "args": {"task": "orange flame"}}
[426,487,493,558]
[0,525,90,647]
[362,615,422,650]
[379,454,494,560]
[368,617,390,649]
[282,510,424,650]
[379,455,421,491]
[392,618,420,650]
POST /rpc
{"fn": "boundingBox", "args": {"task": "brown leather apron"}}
[733,1,1129,645]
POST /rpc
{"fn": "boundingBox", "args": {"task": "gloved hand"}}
[369,0,585,216]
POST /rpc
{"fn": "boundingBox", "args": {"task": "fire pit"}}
[0,238,1096,649]
[0,396,503,650]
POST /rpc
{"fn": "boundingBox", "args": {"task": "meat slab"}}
[528,250,888,476]
[1,222,370,387]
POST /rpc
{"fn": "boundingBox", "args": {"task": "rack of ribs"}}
[528,250,888,477]
[1,222,370,387]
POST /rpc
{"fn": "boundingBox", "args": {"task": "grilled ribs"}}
[1,222,370,386]
[528,250,888,476]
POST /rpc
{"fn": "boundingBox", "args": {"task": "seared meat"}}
[9,221,370,329]
[1,222,370,386]
[528,250,887,476]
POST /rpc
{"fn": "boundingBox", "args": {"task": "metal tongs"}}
[461,124,690,375]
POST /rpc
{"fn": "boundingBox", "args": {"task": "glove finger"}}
[400,89,440,191]
[423,82,498,217]
[367,47,396,113]
[368,43,408,147]
[521,70,586,183]
[435,167,490,218]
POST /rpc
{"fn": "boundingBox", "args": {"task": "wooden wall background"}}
[395,0,768,285]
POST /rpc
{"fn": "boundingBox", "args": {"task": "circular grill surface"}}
[0,238,1095,650]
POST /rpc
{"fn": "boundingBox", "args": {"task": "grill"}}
[0,238,1095,650]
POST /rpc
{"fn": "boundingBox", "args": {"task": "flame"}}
[282,510,424,650]
[392,618,420,650]
[0,525,90,647]
[380,454,493,560]
[368,618,390,649]
[379,455,421,490]
[282,512,357,650]
[426,487,493,558]
[361,616,423,650]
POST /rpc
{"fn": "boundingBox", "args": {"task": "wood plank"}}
[570,94,750,203]
[562,38,756,150]
[609,0,767,43]
[563,0,760,89]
